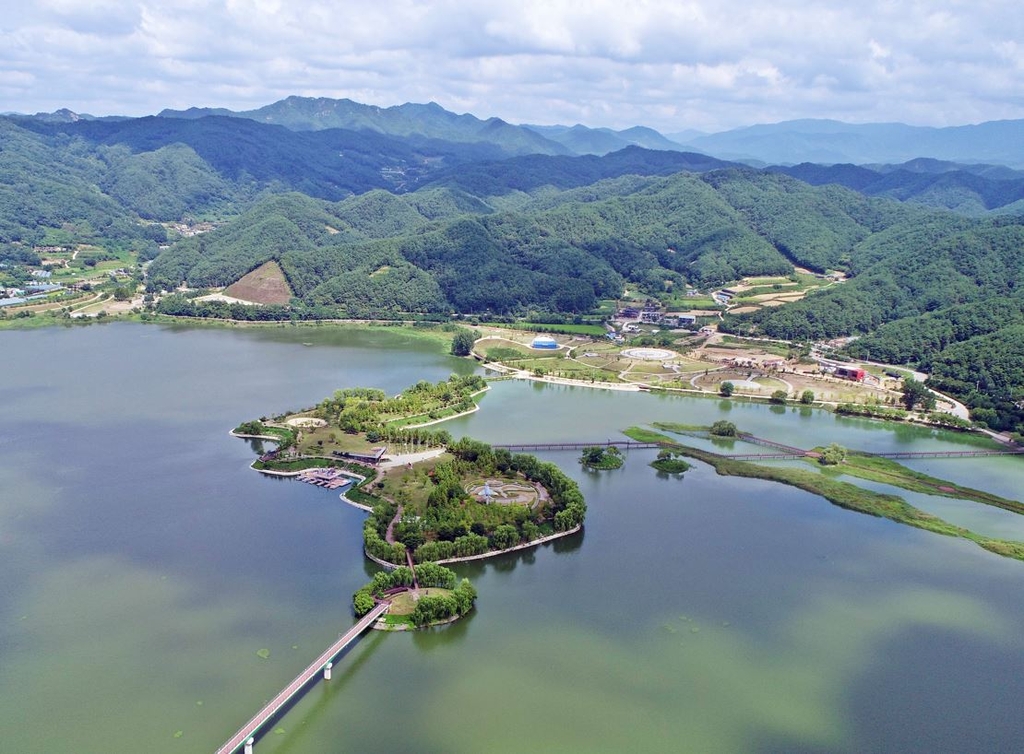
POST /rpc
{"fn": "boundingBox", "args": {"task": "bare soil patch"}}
[224,260,293,305]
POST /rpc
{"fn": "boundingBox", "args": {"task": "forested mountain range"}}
[148,167,943,309]
[3,101,1024,430]
[770,160,1024,215]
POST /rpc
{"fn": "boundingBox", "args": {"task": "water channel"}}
[1,322,1023,753]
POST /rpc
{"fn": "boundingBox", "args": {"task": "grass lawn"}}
[387,588,454,615]
[378,458,450,508]
[294,425,380,455]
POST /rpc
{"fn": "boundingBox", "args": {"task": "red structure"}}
[835,366,866,381]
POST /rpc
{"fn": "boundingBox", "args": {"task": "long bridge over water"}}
[494,437,1024,461]
[220,433,1019,750]
[494,440,662,452]
[216,601,389,754]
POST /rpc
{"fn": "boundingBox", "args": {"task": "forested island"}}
[237,375,587,626]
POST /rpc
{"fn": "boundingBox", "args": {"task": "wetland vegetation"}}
[624,425,1024,562]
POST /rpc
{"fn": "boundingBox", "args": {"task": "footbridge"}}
[215,601,389,754]
[493,440,661,452]
[497,435,1023,462]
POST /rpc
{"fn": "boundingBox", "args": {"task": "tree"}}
[901,377,936,411]
[710,420,737,437]
[819,443,847,465]
[490,524,519,550]
[352,589,375,616]
[579,445,622,469]
[719,381,735,397]
[770,389,788,404]
[450,328,476,357]
[800,390,815,404]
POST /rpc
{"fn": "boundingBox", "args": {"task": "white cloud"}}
[1,0,1022,131]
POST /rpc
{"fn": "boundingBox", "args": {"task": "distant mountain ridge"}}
[19,96,1024,167]
[523,123,688,156]
[159,96,571,157]
[769,159,1024,215]
[681,118,1024,168]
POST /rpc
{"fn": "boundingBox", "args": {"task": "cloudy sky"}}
[2,0,1022,133]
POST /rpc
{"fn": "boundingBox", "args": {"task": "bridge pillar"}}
[324,662,332,680]
[244,737,254,754]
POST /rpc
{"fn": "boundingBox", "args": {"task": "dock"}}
[295,467,355,490]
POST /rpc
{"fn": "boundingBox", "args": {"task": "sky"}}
[2,0,1023,133]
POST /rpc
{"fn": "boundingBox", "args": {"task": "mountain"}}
[523,124,687,155]
[686,118,1024,168]
[17,108,130,123]
[4,98,1024,429]
[6,113,526,214]
[770,160,1024,215]
[160,96,570,157]
[0,117,145,246]
[722,213,1024,429]
[666,129,709,144]
[148,166,934,316]
[422,146,739,197]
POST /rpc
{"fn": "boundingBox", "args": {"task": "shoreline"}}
[480,361,1000,443]
[363,524,583,570]
[10,313,995,442]
[401,386,491,428]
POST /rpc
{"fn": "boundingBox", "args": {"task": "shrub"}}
[710,420,738,437]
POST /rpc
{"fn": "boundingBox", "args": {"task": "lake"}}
[2,322,1023,753]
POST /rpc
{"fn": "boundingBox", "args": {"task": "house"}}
[24,283,63,295]
[666,312,697,327]
[332,446,388,465]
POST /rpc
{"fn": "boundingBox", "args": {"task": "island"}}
[236,375,587,628]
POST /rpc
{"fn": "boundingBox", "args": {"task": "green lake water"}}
[2,322,1023,753]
